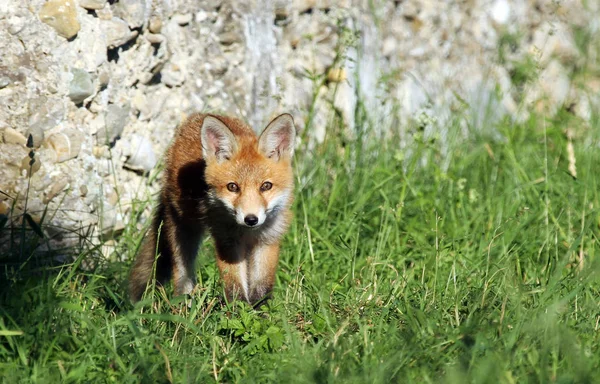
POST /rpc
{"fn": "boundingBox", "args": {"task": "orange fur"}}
[129,113,295,305]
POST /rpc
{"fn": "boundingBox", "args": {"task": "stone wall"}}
[0,0,598,251]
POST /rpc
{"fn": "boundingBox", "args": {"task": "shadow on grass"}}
[0,210,130,323]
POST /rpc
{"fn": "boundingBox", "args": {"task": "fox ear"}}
[201,115,238,162]
[258,113,296,161]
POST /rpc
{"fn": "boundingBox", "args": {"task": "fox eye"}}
[227,182,239,193]
[260,181,273,192]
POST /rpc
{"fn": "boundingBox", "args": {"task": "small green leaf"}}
[59,301,85,312]
[0,330,24,336]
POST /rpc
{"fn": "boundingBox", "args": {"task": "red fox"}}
[129,113,296,305]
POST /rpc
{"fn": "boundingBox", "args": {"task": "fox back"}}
[129,113,296,304]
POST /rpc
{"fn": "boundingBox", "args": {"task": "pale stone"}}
[327,68,346,83]
[219,31,243,45]
[123,134,157,173]
[58,12,108,73]
[38,0,80,39]
[7,13,27,35]
[539,60,571,110]
[113,0,146,29]
[149,15,162,33]
[162,62,185,87]
[195,11,208,23]
[28,97,66,133]
[95,6,112,20]
[21,155,41,176]
[0,77,10,89]
[98,70,110,87]
[97,104,130,144]
[79,0,106,10]
[292,0,316,13]
[146,33,165,44]
[68,68,94,104]
[45,130,84,163]
[101,17,138,48]
[173,13,192,26]
[2,128,27,146]
[490,0,510,25]
[43,177,69,204]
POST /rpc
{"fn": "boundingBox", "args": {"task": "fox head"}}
[200,114,296,228]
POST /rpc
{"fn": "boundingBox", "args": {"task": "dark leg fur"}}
[166,207,204,297]
[129,202,204,302]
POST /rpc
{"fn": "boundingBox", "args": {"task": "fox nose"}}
[244,215,259,226]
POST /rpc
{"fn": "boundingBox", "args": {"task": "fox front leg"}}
[165,221,204,297]
[247,243,280,304]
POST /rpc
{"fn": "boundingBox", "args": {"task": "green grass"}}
[1,111,599,383]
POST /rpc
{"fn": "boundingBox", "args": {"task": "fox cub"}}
[129,113,296,304]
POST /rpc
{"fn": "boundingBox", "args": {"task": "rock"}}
[98,104,130,144]
[31,166,54,191]
[532,23,579,65]
[95,6,112,20]
[333,80,356,132]
[292,0,316,14]
[2,128,27,146]
[148,15,162,33]
[43,177,69,204]
[0,77,10,89]
[68,68,94,104]
[38,0,80,39]
[204,0,224,9]
[45,130,84,163]
[78,0,106,10]
[382,37,397,57]
[538,60,570,112]
[28,97,66,133]
[62,12,108,73]
[7,13,27,35]
[0,143,23,191]
[112,0,146,29]
[491,0,510,25]
[208,97,223,109]
[87,113,104,136]
[208,56,228,76]
[101,17,138,48]
[400,1,419,19]
[275,3,291,21]
[146,33,165,44]
[98,69,110,88]
[173,13,193,26]
[161,62,185,87]
[131,90,150,118]
[92,145,109,158]
[195,11,208,23]
[100,207,125,239]
[123,134,157,172]
[327,68,347,83]
[0,142,26,166]
[219,31,243,45]
[21,155,41,177]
